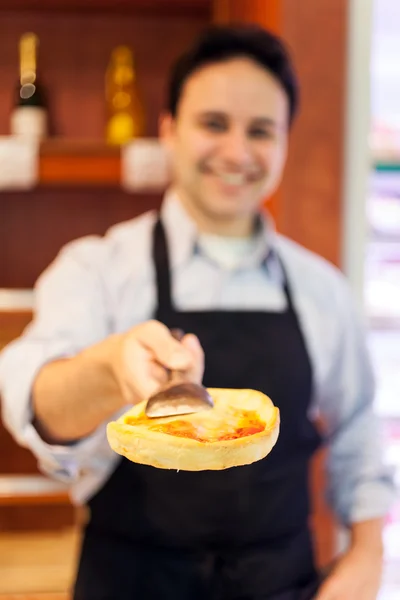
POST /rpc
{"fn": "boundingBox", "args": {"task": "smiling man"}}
[0,25,394,600]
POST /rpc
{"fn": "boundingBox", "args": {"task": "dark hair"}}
[167,24,299,124]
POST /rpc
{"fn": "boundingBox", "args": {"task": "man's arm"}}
[350,517,384,556]
[0,234,203,484]
[31,336,121,444]
[315,281,393,599]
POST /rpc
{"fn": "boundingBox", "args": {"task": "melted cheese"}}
[125,408,265,443]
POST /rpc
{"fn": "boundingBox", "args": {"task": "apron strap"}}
[274,252,297,314]
[153,217,174,312]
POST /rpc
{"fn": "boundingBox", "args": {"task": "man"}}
[0,24,394,600]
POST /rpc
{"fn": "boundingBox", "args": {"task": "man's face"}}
[161,57,289,227]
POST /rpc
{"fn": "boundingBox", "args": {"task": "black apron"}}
[73,218,322,600]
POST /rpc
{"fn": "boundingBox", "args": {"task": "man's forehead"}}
[178,59,288,115]
[185,58,282,89]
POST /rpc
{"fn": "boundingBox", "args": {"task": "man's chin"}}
[202,196,258,218]
[202,206,255,225]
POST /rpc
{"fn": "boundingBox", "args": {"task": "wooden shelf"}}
[39,140,121,187]
[0,0,210,16]
[0,475,70,506]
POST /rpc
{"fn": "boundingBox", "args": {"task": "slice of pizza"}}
[107,388,280,471]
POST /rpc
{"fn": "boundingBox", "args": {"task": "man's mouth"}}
[217,172,247,187]
[200,164,263,187]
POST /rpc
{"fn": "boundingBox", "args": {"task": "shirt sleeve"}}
[317,279,396,527]
[0,236,114,483]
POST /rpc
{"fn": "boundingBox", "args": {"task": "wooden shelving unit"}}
[0,0,209,289]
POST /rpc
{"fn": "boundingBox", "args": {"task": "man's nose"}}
[220,129,253,167]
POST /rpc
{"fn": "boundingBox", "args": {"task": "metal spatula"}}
[145,329,214,419]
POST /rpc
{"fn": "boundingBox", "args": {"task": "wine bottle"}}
[10,32,48,139]
[105,45,145,145]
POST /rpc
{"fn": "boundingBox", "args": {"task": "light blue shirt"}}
[0,191,395,525]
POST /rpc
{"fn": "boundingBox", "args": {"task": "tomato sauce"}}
[125,410,265,443]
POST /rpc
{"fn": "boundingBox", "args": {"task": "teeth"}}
[219,173,246,186]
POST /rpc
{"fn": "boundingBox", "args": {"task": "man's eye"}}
[249,129,272,139]
[204,120,226,132]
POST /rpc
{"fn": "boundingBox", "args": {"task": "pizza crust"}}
[106,388,280,471]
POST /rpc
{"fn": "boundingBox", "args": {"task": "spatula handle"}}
[170,328,185,342]
[169,328,186,383]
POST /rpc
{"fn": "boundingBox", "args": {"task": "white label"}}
[10,107,48,140]
[0,136,39,190]
[0,288,34,311]
[121,139,170,192]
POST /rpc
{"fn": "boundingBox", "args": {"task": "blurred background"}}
[0,0,399,598]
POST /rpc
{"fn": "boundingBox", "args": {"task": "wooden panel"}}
[0,311,32,352]
[0,189,162,288]
[0,11,208,140]
[0,310,38,475]
[0,505,76,532]
[279,0,347,267]
[309,450,335,568]
[0,425,38,475]
[213,0,281,33]
[0,527,80,593]
[0,0,210,16]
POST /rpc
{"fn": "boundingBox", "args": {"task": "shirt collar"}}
[160,188,279,272]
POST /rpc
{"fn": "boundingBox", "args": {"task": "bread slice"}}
[107,388,280,471]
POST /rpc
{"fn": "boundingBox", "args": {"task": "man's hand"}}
[33,320,204,442]
[315,546,383,600]
[112,320,204,405]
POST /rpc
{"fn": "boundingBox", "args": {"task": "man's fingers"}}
[135,321,194,370]
[315,579,353,600]
[181,333,204,383]
[118,321,206,404]
[148,362,169,385]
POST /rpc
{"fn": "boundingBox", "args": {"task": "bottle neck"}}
[20,33,38,87]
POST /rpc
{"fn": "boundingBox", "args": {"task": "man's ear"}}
[159,111,176,151]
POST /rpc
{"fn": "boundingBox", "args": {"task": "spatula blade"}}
[145,382,214,418]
